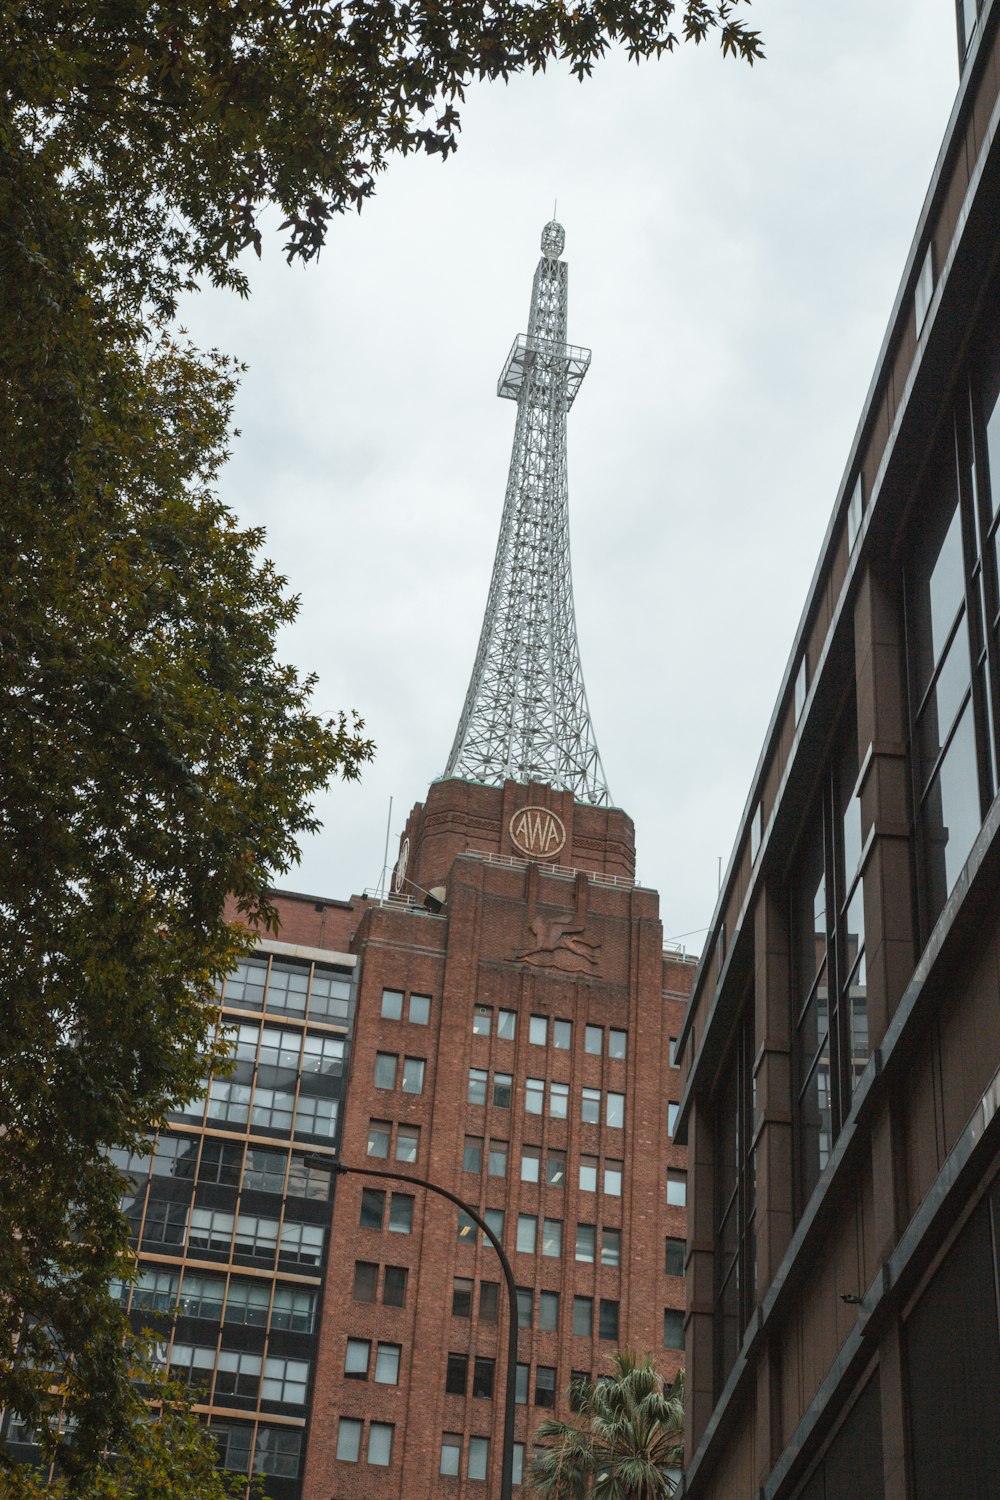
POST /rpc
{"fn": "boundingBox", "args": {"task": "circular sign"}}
[392,836,410,893]
[508,806,567,860]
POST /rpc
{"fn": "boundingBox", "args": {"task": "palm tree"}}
[527,1353,684,1499]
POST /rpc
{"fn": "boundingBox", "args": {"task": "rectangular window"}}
[601,1228,621,1267]
[515,1363,529,1404]
[254,1425,302,1480]
[452,1276,473,1318]
[468,1436,490,1482]
[344,1339,370,1379]
[473,1005,492,1036]
[388,1194,413,1233]
[261,1356,309,1405]
[199,1138,242,1186]
[553,1019,572,1050]
[575,1224,596,1263]
[180,1272,224,1320]
[915,241,935,333]
[521,1145,541,1183]
[795,653,809,723]
[488,1140,508,1177]
[337,1418,362,1463]
[535,1367,557,1408]
[396,1125,419,1163]
[497,1009,517,1040]
[579,1155,598,1192]
[493,1072,513,1109]
[367,1120,391,1158]
[220,1278,268,1326]
[279,1219,324,1267]
[242,1146,285,1194]
[539,1291,559,1331]
[573,1296,593,1336]
[582,1088,601,1125]
[664,1309,684,1350]
[286,1154,331,1201]
[669,1036,679,1069]
[383,1266,408,1306]
[584,1025,602,1055]
[367,1423,393,1467]
[549,1081,569,1119]
[446,1353,468,1395]
[517,1215,537,1254]
[468,1068,488,1106]
[464,1135,484,1173]
[546,1149,567,1187]
[604,1159,623,1197]
[606,1092,625,1128]
[530,1015,548,1046]
[608,1029,627,1060]
[665,1238,685,1277]
[409,993,431,1025]
[440,1434,462,1477]
[215,1350,262,1399]
[270,1286,315,1333]
[375,1343,401,1385]
[374,1052,397,1089]
[516,1286,533,1328]
[525,1078,545,1115]
[750,801,763,863]
[457,1210,477,1243]
[472,1357,495,1398]
[480,1280,499,1321]
[484,1207,505,1243]
[667,1171,687,1207]
[402,1056,425,1094]
[512,1444,525,1486]
[599,1299,620,1341]
[381,988,403,1020]
[542,1218,563,1257]
[668,1102,679,1137]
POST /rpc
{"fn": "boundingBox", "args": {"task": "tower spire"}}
[443,221,611,806]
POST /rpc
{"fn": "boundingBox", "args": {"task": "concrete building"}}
[675,4,1000,1496]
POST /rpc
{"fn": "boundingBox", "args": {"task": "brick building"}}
[675,3,1000,1497]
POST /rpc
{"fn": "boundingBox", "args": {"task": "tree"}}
[4,0,763,317]
[528,1355,685,1499]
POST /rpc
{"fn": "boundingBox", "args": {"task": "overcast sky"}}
[182,0,959,955]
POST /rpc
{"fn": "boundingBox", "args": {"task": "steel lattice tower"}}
[443,220,611,806]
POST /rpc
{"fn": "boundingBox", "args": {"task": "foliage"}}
[529,1355,684,1499]
[3,0,763,316]
[0,138,372,1480]
[0,1342,258,1500]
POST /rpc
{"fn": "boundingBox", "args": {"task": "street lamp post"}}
[303,1157,519,1500]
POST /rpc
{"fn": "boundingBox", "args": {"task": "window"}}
[539,1291,559,1331]
[251,1086,294,1132]
[360,1189,384,1229]
[542,1218,563,1257]
[549,1081,569,1119]
[530,1015,548,1046]
[480,1281,499,1322]
[383,1266,408,1305]
[525,1078,544,1115]
[750,802,762,863]
[374,1052,397,1089]
[512,1444,525,1486]
[573,1296,593,1336]
[582,1088,600,1125]
[446,1353,468,1395]
[601,1228,621,1267]
[388,1194,413,1233]
[168,1342,216,1389]
[669,1036,679,1068]
[521,1145,541,1183]
[286,1154,331,1201]
[516,1287,533,1328]
[546,1149,566,1187]
[472,1357,495,1398]
[604,1160,623,1197]
[515,1363,529,1404]
[473,1005,492,1035]
[232,1211,280,1262]
[409,993,431,1024]
[579,1155,598,1192]
[599,1299,620,1340]
[368,1423,393,1467]
[668,1102,679,1137]
[458,1210,477,1243]
[243,1146,285,1194]
[468,1436,490,1481]
[440,1434,462,1477]
[608,1029,627,1060]
[254,1428,302,1479]
[141,1199,187,1247]
[497,1009,516,1040]
[294,1091,339,1137]
[575,1224,596,1263]
[215,1350,262,1399]
[278,1219,324,1267]
[492,1073,512,1109]
[308,966,351,1022]
[402,1056,425,1093]
[375,1343,401,1385]
[517,1215,537,1254]
[484,1207,505,1242]
[353,1261,378,1301]
[535,1367,557,1408]
[664,1310,684,1350]
[396,1125,419,1163]
[134,1268,180,1313]
[958,0,981,57]
[345,1339,370,1379]
[468,1068,488,1105]
[221,1279,268,1326]
[302,1032,346,1076]
[847,474,865,552]
[368,1120,391,1158]
[223,955,267,1011]
[381,987,402,1019]
[585,1025,602,1055]
[915,241,934,333]
[187,1207,234,1255]
[488,1140,508,1177]
[261,1356,309,1405]
[452,1276,473,1317]
[606,1092,625,1128]
[667,1171,687,1207]
[266,960,309,1016]
[214,1423,254,1473]
[665,1238,685,1277]
[553,1019,572,1049]
[271,1286,316,1332]
[337,1418,362,1463]
[199,1139,242,1186]
[464,1135,484,1173]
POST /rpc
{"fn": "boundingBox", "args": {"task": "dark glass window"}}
[598,1299,619,1341]
[383,1265,408,1306]
[479,1281,499,1323]
[360,1189,385,1229]
[253,1427,302,1479]
[452,1277,473,1318]
[665,1238,685,1277]
[535,1366,557,1408]
[472,1357,495,1398]
[388,1194,413,1233]
[539,1291,559,1331]
[516,1287,533,1329]
[464,1135,483,1173]
[664,1310,684,1350]
[515,1363,528,1404]
[445,1353,468,1395]
[353,1262,378,1303]
[572,1296,592,1336]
